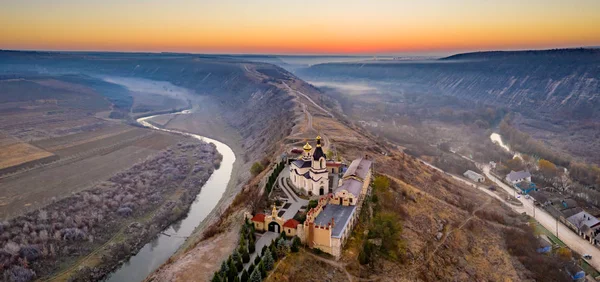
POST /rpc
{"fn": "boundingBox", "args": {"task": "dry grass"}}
[0,142,54,169]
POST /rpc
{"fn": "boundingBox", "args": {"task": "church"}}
[289,136,334,196]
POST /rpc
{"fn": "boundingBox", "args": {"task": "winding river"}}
[105,111,235,282]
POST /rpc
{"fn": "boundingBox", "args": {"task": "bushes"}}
[250,162,265,177]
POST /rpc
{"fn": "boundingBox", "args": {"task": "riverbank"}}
[10,139,221,282]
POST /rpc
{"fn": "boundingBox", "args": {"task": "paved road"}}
[277,168,308,220]
[244,231,279,271]
[481,165,600,270]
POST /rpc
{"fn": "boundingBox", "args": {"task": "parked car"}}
[583,254,592,260]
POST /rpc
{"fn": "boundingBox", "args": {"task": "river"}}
[490,133,521,159]
[104,111,235,282]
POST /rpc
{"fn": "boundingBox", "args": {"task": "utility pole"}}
[556,218,559,237]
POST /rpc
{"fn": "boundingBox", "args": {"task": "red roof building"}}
[251,213,265,222]
[283,219,300,229]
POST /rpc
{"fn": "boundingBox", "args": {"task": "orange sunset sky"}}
[1,0,599,55]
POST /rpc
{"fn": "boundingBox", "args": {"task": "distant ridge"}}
[440,48,600,61]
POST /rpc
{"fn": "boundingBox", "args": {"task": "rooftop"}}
[334,178,363,198]
[506,170,531,182]
[314,204,356,238]
[463,170,484,179]
[292,159,312,169]
[343,158,372,180]
[251,213,265,222]
[567,211,600,229]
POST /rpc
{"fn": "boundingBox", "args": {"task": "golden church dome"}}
[303,142,313,151]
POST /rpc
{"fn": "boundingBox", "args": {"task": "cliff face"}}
[297,49,600,120]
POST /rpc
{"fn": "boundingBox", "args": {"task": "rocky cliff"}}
[297,48,600,120]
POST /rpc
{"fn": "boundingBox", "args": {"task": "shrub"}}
[250,162,264,176]
[291,236,301,253]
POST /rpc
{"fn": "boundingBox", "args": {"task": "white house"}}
[464,170,485,183]
[506,170,531,185]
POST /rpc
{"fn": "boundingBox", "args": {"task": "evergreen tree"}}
[263,249,274,271]
[248,264,255,276]
[261,245,267,256]
[211,273,222,282]
[259,260,267,278]
[227,259,237,282]
[219,260,229,276]
[249,269,261,282]
[234,276,240,282]
[241,269,249,282]
[242,248,250,263]
[248,241,255,254]
[254,254,261,265]
[232,250,241,264]
[236,257,243,272]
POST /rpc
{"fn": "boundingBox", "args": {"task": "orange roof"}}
[283,219,300,229]
[251,213,265,222]
[326,162,342,167]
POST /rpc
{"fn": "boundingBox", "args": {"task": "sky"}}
[1,0,599,55]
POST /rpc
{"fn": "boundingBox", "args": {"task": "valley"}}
[0,50,593,282]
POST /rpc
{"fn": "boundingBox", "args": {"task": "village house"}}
[566,211,600,244]
[463,170,485,183]
[506,170,531,185]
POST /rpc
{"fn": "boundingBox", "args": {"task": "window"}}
[349,198,353,204]
[287,229,290,233]
[320,159,324,168]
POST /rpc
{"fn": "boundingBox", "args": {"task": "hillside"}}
[148,65,569,281]
[297,48,600,119]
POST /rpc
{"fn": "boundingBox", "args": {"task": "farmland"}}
[0,133,56,173]
[0,75,191,217]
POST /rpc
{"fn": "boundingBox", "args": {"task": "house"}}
[506,170,531,185]
[566,211,600,243]
[529,190,551,206]
[463,170,485,182]
[516,181,536,194]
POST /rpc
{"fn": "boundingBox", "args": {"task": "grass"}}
[532,220,566,247]
[581,260,600,278]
